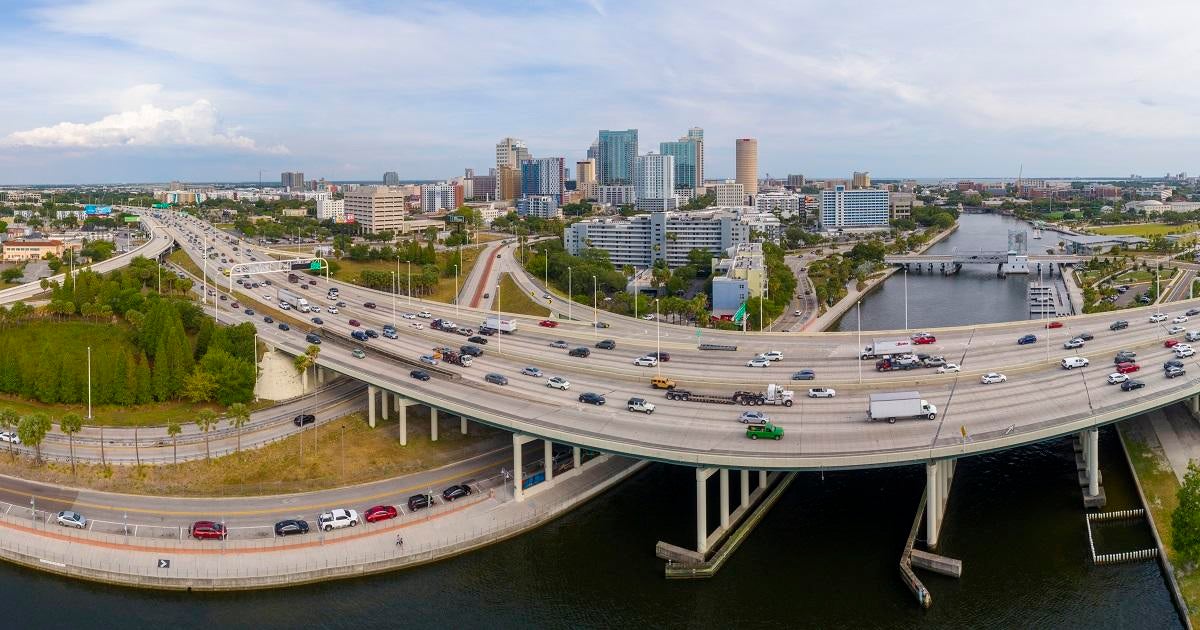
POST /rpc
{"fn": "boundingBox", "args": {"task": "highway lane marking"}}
[0,457,507,518]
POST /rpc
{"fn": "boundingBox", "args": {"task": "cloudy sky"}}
[1,0,1197,184]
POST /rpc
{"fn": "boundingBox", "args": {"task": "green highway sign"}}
[309,260,321,270]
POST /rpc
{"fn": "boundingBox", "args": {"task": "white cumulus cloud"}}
[2,99,286,153]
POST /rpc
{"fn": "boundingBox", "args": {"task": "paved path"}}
[1142,404,1200,482]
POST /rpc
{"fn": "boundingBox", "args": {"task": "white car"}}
[418,311,432,318]
[1150,313,1168,323]
[0,431,20,444]
[633,356,658,367]
[316,508,359,532]
[936,363,961,374]
[1177,347,1196,358]
[642,314,655,321]
[807,387,836,398]
[1107,372,1129,384]
[56,510,87,529]
[1061,356,1089,369]
[521,366,543,377]
[980,372,1007,384]
[546,376,571,390]
[1063,338,1084,349]
[262,295,272,301]
[738,410,769,424]
[1176,315,1190,324]
[746,357,771,368]
[402,313,416,320]
[327,306,339,314]
[760,350,784,361]
[1169,325,1186,335]
[794,310,802,316]
[410,322,424,329]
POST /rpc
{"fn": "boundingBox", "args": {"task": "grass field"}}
[1091,223,1200,237]
[0,411,506,497]
[497,272,551,317]
[1120,425,1200,626]
[1113,268,1177,285]
[331,246,483,304]
[168,248,203,278]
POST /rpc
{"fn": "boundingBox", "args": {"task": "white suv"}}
[1150,313,1167,323]
[1060,356,1089,369]
[317,508,359,532]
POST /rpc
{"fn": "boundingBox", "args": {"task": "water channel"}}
[0,213,1183,628]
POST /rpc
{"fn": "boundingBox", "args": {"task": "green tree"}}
[166,419,182,465]
[228,402,251,454]
[17,413,51,463]
[1174,462,1200,565]
[0,408,17,461]
[195,408,218,460]
[59,412,83,476]
[181,369,219,403]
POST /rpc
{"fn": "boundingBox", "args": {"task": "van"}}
[1186,330,1200,342]
[1060,356,1089,369]
[651,376,676,390]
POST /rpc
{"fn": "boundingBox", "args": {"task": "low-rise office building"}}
[1,239,68,262]
[711,242,766,315]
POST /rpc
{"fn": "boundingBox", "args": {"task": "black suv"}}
[1110,320,1129,331]
[1120,380,1145,391]
[1076,332,1094,341]
[410,369,431,381]
[579,392,606,405]
[1114,351,1137,364]
[408,494,433,511]
[468,335,488,345]
[293,414,316,427]
[442,485,472,501]
[569,347,591,358]
[461,345,484,357]
[595,339,616,350]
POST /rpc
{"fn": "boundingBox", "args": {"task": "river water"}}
[0,214,1182,628]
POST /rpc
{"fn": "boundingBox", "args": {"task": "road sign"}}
[157,559,171,569]
[309,260,321,270]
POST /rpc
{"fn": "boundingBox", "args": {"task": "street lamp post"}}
[454,264,459,318]
[340,425,346,478]
[87,346,92,419]
[903,267,909,331]
[495,283,502,354]
[252,332,259,402]
[856,300,863,384]
[655,299,661,375]
[391,271,397,327]
[407,261,412,306]
[592,276,598,341]
[568,267,573,321]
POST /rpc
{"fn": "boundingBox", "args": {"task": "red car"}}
[912,335,936,345]
[364,505,398,523]
[1166,339,1181,348]
[539,320,559,328]
[349,319,361,327]
[190,520,228,540]
[1046,321,1063,329]
[1116,362,1140,374]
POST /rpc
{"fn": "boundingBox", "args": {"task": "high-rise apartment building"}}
[576,158,597,199]
[660,137,699,191]
[735,138,758,199]
[687,127,705,186]
[633,153,677,211]
[421,183,463,213]
[520,157,565,205]
[755,191,803,218]
[345,187,406,234]
[596,185,636,206]
[786,174,806,188]
[820,186,890,230]
[382,171,400,186]
[280,172,305,190]
[852,171,871,189]
[714,182,746,207]
[495,137,530,170]
[597,129,638,186]
[517,196,562,219]
[497,166,522,201]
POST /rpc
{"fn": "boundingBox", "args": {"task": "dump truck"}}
[860,339,914,360]
[868,391,937,423]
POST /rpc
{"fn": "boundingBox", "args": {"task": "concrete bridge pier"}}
[511,435,600,502]
[925,459,956,549]
[1187,394,1200,421]
[1077,428,1105,507]
[393,394,416,446]
[367,384,377,428]
[430,407,439,441]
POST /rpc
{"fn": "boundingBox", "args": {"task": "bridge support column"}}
[925,459,955,549]
[544,441,554,484]
[430,407,439,442]
[461,416,468,435]
[398,398,407,446]
[1189,394,1200,420]
[317,366,324,385]
[367,384,377,428]
[696,467,717,555]
[759,470,767,488]
[719,469,730,529]
[573,446,581,471]
[512,434,536,502]
[740,469,750,508]
[381,390,389,420]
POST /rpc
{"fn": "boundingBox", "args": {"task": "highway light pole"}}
[903,268,909,331]
[592,275,598,341]
[856,301,862,385]
[391,271,397,327]
[202,232,208,304]
[568,267,573,321]
[407,261,412,306]
[86,346,92,420]
[655,298,661,376]
[454,264,459,318]
[496,282,502,355]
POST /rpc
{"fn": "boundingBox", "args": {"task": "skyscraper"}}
[688,127,705,185]
[633,153,676,211]
[520,157,566,205]
[597,129,638,186]
[280,171,305,190]
[495,137,530,170]
[852,171,871,189]
[660,137,699,191]
[576,159,597,199]
[735,138,758,199]
[383,171,400,186]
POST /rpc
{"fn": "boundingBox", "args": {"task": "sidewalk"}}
[0,455,646,590]
[1138,404,1200,483]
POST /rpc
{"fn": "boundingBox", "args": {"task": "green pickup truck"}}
[746,422,784,440]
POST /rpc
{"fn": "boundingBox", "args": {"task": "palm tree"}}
[166,419,182,465]
[228,402,251,454]
[196,408,218,460]
[59,413,83,477]
[0,408,16,462]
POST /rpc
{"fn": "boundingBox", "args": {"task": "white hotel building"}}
[819,185,890,230]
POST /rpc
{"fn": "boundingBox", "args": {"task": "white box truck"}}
[483,315,517,334]
[277,288,310,312]
[860,339,915,360]
[868,391,937,424]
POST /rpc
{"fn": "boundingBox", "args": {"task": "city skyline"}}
[2,0,1199,184]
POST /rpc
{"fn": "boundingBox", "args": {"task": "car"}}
[633,356,658,367]
[1110,320,1129,330]
[364,302,377,309]
[1114,351,1137,363]
[56,510,87,529]
[791,369,816,380]
[1061,356,1089,369]
[980,372,1007,384]
[521,366,543,377]
[364,505,398,523]
[596,339,616,350]
[420,354,439,366]
[542,293,552,299]
[1017,334,1037,345]
[468,335,489,345]
[1165,359,1186,370]
[352,348,367,359]
[1107,372,1129,384]
[1169,325,1186,335]
[477,327,497,336]
[311,317,324,325]
[349,319,361,327]
[365,329,379,338]
[1121,379,1146,392]
[219,294,228,301]
[484,373,509,386]
[278,323,290,331]
[627,398,656,413]
[231,302,240,308]
[1175,315,1192,324]
[539,320,559,328]
[1188,308,1200,317]
[746,357,771,368]
[407,493,435,512]
[936,363,961,374]
[1178,347,1197,358]
[746,422,784,440]
[351,330,368,341]
[569,347,591,358]
[579,392,606,405]
[442,485,472,501]
[483,292,490,299]
[263,316,274,324]
[739,410,768,424]
[293,414,316,427]
[418,311,432,318]
[383,329,398,339]
[411,322,424,329]
[546,376,571,390]
[760,350,784,361]
[410,369,431,381]
[648,352,672,362]
[595,321,611,329]
[1167,366,1187,379]
[1116,362,1140,374]
[262,294,272,301]
[922,356,947,368]
[461,345,484,357]
[550,340,569,349]
[1063,338,1084,349]
[643,314,656,320]
[274,519,310,536]
[0,431,21,444]
[912,334,937,344]
[190,521,228,540]
[402,312,416,320]
[1045,321,1063,329]
[317,508,359,531]
[1166,339,1181,348]
[1076,332,1094,341]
